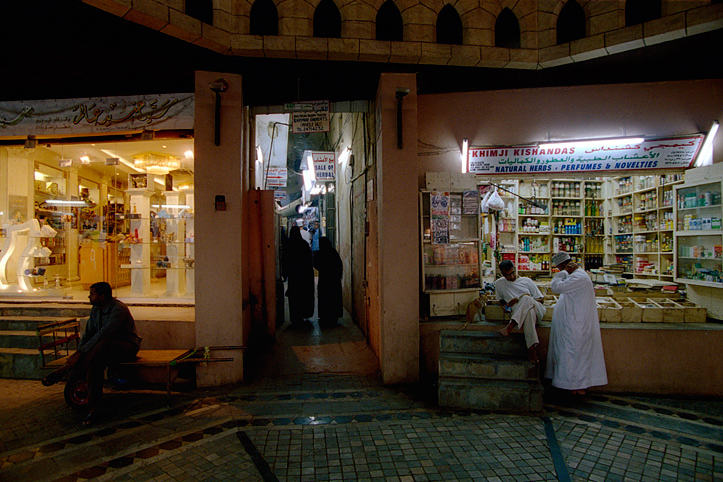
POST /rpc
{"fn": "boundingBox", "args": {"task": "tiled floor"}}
[1,312,722,482]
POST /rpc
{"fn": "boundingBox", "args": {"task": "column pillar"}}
[194,71,246,386]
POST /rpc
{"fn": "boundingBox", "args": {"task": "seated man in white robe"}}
[494,260,545,362]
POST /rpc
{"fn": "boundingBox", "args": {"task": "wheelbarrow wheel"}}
[64,376,91,412]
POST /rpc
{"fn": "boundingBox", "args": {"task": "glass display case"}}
[674,180,723,287]
[420,190,481,316]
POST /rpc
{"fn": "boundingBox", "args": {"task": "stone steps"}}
[0,311,83,380]
[437,330,543,414]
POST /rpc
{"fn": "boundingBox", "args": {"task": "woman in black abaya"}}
[284,226,315,325]
[314,236,343,327]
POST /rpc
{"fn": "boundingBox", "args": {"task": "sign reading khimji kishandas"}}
[0,94,194,136]
[468,135,704,175]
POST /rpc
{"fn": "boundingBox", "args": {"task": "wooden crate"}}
[632,299,664,322]
[655,299,686,323]
[596,297,622,323]
[619,299,643,323]
[676,301,708,323]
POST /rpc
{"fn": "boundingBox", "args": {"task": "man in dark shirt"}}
[42,282,141,422]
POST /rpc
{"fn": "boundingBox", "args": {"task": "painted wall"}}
[376,73,420,384]
[416,79,723,184]
[194,71,246,386]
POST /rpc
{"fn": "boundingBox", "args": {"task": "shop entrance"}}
[0,136,195,302]
[249,106,378,376]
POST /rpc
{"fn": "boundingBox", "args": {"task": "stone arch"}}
[495,7,520,48]
[556,0,586,44]
[250,0,279,35]
[314,0,342,37]
[436,4,463,44]
[376,0,404,41]
[186,0,214,24]
[625,0,661,27]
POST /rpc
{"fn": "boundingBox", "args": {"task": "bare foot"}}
[528,344,539,362]
[498,323,513,337]
[573,389,587,396]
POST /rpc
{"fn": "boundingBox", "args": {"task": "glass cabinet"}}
[674,180,723,287]
[420,190,481,316]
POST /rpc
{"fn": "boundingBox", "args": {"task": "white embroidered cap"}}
[551,252,571,267]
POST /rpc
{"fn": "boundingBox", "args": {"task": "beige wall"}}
[421,322,723,397]
[417,79,723,184]
[194,71,246,386]
[375,73,420,384]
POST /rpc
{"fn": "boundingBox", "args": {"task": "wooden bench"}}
[37,319,239,400]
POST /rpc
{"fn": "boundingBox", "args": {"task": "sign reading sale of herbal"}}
[312,152,336,181]
[430,191,450,244]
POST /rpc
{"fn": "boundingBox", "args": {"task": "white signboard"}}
[266,167,288,188]
[0,93,194,136]
[311,152,336,181]
[274,190,288,203]
[290,100,330,133]
[468,136,704,175]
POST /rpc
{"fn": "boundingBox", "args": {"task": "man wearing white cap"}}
[545,252,608,395]
[495,259,545,362]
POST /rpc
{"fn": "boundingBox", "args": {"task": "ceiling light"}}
[460,138,468,174]
[184,150,194,159]
[80,156,91,164]
[133,152,181,175]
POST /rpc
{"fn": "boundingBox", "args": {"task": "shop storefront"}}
[0,94,195,301]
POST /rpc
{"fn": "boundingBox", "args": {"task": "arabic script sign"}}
[290,100,330,134]
[311,152,336,181]
[0,94,194,136]
[468,136,704,175]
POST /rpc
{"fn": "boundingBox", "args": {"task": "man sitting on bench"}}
[42,282,142,423]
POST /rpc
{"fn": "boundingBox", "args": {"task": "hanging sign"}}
[311,151,336,181]
[266,167,287,188]
[430,191,450,244]
[289,100,330,133]
[274,190,288,203]
[468,135,704,175]
[0,93,194,136]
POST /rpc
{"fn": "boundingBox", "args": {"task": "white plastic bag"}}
[480,189,492,213]
[487,188,505,211]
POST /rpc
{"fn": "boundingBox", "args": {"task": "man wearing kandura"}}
[545,252,608,396]
[495,260,545,362]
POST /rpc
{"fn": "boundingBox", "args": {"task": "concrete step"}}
[438,377,544,413]
[0,347,50,379]
[0,304,90,318]
[439,329,527,357]
[439,352,539,382]
[0,315,79,331]
[0,330,78,349]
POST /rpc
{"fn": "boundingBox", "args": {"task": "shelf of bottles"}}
[423,242,480,291]
[674,180,723,287]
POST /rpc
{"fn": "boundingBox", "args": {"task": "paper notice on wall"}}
[462,190,478,215]
[430,191,450,244]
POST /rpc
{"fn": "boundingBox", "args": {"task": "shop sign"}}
[266,167,287,188]
[290,100,329,133]
[274,190,288,202]
[0,93,194,136]
[311,151,336,181]
[468,135,704,175]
